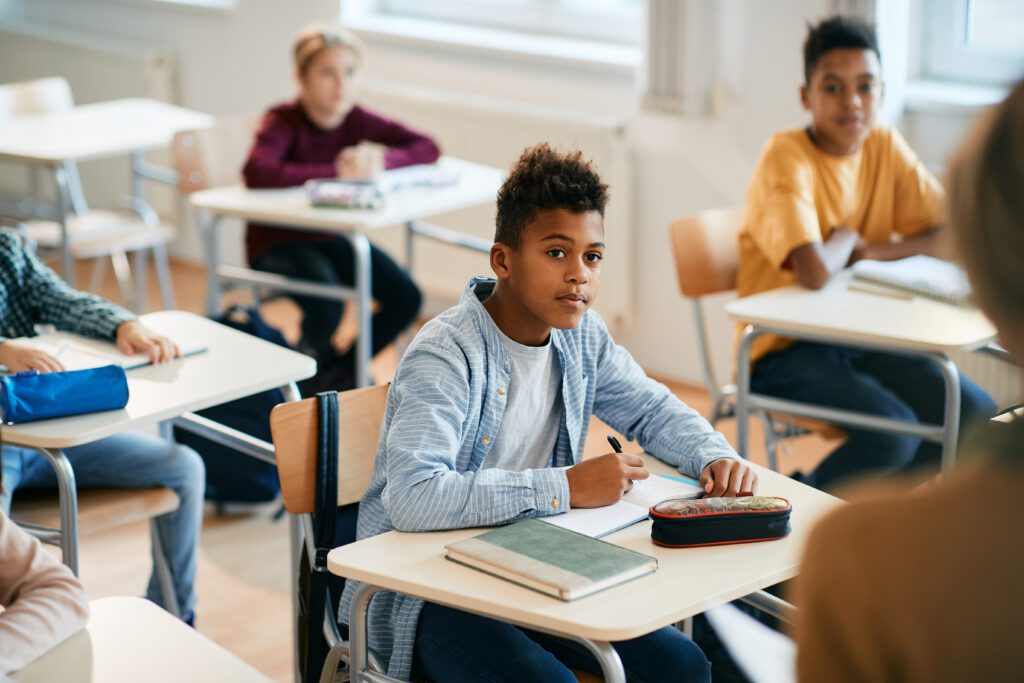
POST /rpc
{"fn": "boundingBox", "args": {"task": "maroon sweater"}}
[242,100,441,261]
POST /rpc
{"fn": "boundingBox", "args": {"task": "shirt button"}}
[551,498,560,509]
[482,436,490,445]
[498,388,506,396]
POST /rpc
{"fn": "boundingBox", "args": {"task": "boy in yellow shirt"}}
[737,15,995,491]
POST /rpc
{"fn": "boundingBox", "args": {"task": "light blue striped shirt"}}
[339,277,738,680]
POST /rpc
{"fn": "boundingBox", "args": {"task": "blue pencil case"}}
[0,365,129,424]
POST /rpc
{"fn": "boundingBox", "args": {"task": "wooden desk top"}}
[11,597,272,682]
[329,458,840,642]
[726,270,997,353]
[0,99,213,164]
[189,156,503,232]
[2,311,315,450]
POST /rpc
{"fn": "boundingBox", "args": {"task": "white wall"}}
[0,0,989,387]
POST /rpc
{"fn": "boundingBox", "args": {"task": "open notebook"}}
[851,255,971,305]
[541,473,705,538]
[7,331,206,372]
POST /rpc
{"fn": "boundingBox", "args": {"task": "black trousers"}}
[252,237,422,373]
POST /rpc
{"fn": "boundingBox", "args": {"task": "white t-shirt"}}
[482,326,564,472]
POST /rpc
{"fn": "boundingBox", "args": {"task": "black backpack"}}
[173,306,289,503]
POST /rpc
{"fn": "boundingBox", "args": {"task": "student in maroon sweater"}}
[244,24,439,387]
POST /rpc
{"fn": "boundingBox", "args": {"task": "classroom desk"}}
[190,156,504,387]
[0,98,213,279]
[329,458,840,683]
[2,310,315,574]
[726,270,998,471]
[10,596,272,683]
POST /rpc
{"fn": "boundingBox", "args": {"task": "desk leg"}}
[932,353,962,473]
[52,163,75,283]
[566,637,626,683]
[350,232,373,387]
[39,448,80,575]
[199,210,223,316]
[735,325,762,460]
[405,220,415,274]
[349,583,389,682]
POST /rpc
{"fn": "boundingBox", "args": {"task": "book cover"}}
[445,518,657,601]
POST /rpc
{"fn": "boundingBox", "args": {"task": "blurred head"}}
[293,24,364,125]
[800,15,882,155]
[947,78,1024,360]
[490,143,609,331]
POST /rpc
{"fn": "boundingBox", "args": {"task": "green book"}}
[444,518,658,601]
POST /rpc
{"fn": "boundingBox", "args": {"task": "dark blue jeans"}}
[251,237,422,366]
[751,342,997,491]
[412,602,711,683]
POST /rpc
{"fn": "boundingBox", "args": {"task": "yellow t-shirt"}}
[736,125,944,365]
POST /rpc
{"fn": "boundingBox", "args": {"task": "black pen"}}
[607,435,623,453]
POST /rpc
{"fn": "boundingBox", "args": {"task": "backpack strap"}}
[305,390,339,682]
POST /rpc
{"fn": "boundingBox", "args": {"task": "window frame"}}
[923,0,1024,85]
[377,0,642,47]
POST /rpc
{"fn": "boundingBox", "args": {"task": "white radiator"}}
[952,350,1022,412]
[361,80,635,333]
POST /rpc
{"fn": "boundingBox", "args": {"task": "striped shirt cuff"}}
[531,466,572,517]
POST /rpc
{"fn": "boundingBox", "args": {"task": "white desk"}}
[0,98,213,279]
[190,156,504,386]
[329,458,841,683]
[726,270,998,470]
[3,310,315,573]
[10,596,272,683]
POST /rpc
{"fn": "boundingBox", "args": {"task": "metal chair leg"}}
[110,249,137,312]
[89,257,107,294]
[150,519,181,619]
[153,242,177,310]
[133,249,150,313]
[757,411,781,472]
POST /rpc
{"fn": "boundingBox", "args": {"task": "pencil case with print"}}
[649,496,792,548]
[0,365,129,424]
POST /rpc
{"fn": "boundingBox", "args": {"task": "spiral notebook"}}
[851,255,971,305]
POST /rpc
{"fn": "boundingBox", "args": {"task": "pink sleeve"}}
[243,109,337,188]
[0,510,89,675]
[357,108,442,170]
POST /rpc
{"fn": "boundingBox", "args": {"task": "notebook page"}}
[851,255,971,303]
[623,474,705,508]
[9,332,205,372]
[540,499,647,538]
[540,475,705,538]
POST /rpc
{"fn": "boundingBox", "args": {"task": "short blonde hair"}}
[293,23,364,76]
[947,77,1024,339]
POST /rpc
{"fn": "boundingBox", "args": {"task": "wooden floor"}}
[61,257,833,682]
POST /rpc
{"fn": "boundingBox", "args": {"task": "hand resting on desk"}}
[115,321,180,365]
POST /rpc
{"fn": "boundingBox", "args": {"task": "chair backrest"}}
[269,384,390,515]
[172,116,259,194]
[669,207,746,298]
[0,76,74,119]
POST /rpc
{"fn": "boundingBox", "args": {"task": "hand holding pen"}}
[564,435,648,508]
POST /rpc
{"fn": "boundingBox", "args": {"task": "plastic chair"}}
[669,208,844,471]
[11,487,182,617]
[270,384,389,683]
[0,76,176,312]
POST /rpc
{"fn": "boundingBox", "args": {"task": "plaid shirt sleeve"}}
[2,233,136,340]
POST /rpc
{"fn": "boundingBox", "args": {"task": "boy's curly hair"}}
[495,143,609,248]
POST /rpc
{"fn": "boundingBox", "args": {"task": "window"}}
[377,0,642,46]
[924,0,1024,84]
